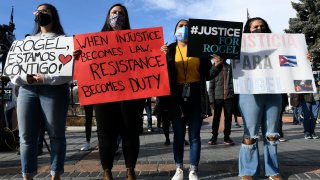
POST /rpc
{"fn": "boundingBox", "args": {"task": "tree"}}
[285,0,320,65]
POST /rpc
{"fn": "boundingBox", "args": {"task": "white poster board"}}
[232,33,316,94]
[3,36,74,76]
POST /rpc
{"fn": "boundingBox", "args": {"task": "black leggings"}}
[94,99,145,170]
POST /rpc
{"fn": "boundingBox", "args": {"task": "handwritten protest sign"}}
[232,33,315,94]
[3,36,74,76]
[73,27,170,105]
[187,19,243,59]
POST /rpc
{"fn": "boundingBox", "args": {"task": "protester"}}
[233,94,242,128]
[208,56,235,145]
[0,77,17,130]
[290,94,303,125]
[160,19,213,180]
[155,97,171,145]
[10,3,71,180]
[278,94,289,142]
[77,4,145,180]
[144,98,153,132]
[300,89,320,139]
[238,17,282,180]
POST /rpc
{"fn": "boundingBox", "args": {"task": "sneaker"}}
[304,135,312,139]
[312,134,319,139]
[189,170,199,180]
[269,175,282,180]
[171,168,183,180]
[147,128,153,132]
[224,137,235,145]
[208,136,217,145]
[279,137,286,142]
[80,142,90,151]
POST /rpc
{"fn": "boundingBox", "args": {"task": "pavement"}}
[0,115,320,180]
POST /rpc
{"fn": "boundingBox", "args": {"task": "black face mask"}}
[34,12,52,26]
[251,28,268,33]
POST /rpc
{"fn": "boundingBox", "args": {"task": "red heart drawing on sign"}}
[59,54,72,65]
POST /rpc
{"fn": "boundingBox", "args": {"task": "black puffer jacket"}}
[208,62,234,103]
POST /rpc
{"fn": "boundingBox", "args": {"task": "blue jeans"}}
[238,94,281,177]
[18,84,69,178]
[301,100,320,136]
[173,82,202,169]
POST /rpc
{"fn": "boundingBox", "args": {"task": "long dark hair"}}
[33,3,65,35]
[174,19,188,33]
[101,3,131,32]
[174,19,188,43]
[243,17,272,33]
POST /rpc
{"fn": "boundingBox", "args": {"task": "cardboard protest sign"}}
[0,88,12,101]
[232,33,315,94]
[187,18,243,59]
[73,27,170,105]
[3,36,74,76]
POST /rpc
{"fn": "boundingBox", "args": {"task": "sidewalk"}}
[0,115,320,179]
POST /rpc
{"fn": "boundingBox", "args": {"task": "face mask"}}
[109,13,125,30]
[251,28,267,33]
[175,26,188,41]
[34,12,52,26]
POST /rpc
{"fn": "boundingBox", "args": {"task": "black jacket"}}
[159,42,213,118]
[208,62,234,102]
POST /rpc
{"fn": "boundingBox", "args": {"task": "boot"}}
[103,169,113,180]
[126,168,136,180]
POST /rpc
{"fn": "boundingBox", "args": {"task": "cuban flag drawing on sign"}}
[279,55,297,67]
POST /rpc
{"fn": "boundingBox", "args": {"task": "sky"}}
[0,0,299,43]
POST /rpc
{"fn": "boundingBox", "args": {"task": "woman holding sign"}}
[9,3,71,180]
[238,17,282,180]
[160,19,213,180]
[92,4,145,180]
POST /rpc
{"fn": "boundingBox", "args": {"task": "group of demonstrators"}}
[4,2,319,180]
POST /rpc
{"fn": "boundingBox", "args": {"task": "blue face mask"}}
[175,26,188,42]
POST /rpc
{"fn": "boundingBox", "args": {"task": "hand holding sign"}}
[73,49,82,60]
[160,42,169,54]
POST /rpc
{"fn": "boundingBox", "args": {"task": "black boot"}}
[126,168,136,180]
[103,169,113,180]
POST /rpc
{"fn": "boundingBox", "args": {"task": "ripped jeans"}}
[238,94,282,177]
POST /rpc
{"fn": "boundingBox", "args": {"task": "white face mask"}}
[175,26,188,42]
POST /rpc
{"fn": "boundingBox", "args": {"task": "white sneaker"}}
[80,142,90,151]
[189,170,199,180]
[171,168,183,180]
[279,137,286,142]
